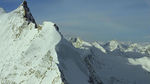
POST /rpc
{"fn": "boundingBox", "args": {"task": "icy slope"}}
[0,1,62,84]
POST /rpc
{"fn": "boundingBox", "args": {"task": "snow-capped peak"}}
[70,37,92,48]
[14,1,37,28]
[104,40,119,52]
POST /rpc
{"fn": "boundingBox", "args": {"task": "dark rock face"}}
[22,1,38,28]
[85,55,103,84]
[54,24,59,31]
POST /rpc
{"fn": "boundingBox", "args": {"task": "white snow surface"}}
[0,2,150,84]
[0,3,62,84]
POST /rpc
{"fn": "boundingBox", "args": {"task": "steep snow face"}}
[92,42,106,53]
[56,38,103,84]
[0,2,62,84]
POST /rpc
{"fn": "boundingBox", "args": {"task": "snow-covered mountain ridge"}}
[0,1,62,84]
[0,1,150,84]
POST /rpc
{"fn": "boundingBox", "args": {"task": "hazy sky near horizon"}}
[0,0,150,42]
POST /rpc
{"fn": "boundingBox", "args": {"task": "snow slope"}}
[0,1,150,84]
[56,36,150,84]
[0,1,62,84]
[68,38,150,84]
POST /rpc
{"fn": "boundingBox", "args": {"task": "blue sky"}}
[0,0,150,42]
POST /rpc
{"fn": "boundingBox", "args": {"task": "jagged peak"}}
[15,1,38,28]
[70,37,82,43]
[104,40,120,52]
[109,40,119,44]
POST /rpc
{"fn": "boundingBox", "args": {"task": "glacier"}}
[0,1,150,84]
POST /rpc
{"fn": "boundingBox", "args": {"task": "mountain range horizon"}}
[0,0,150,42]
